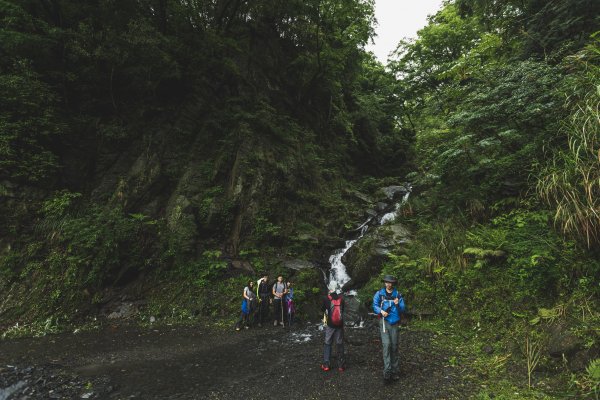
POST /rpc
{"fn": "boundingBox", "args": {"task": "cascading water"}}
[325,185,411,325]
[327,223,369,295]
[379,190,411,225]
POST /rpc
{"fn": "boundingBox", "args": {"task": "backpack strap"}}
[379,288,399,312]
[378,288,386,305]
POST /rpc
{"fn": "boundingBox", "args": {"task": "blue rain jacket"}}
[372,288,405,325]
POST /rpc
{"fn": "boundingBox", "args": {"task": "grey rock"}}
[568,347,600,371]
[231,260,254,272]
[352,191,373,203]
[107,302,138,319]
[283,259,315,270]
[381,185,409,200]
[295,234,319,243]
[365,209,378,218]
[388,223,411,241]
[376,202,389,212]
[548,326,583,357]
[373,247,391,256]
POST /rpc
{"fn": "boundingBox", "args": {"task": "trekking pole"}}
[281,296,284,327]
[381,299,386,333]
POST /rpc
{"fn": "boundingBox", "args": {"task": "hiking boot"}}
[383,373,392,384]
[392,373,400,381]
[320,364,330,372]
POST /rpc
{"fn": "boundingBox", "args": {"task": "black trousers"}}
[257,295,270,323]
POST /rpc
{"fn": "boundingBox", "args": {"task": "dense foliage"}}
[371,1,600,397]
[0,0,599,397]
[0,0,411,317]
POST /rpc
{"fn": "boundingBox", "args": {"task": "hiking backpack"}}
[328,295,343,327]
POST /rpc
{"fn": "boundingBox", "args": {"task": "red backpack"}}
[328,295,343,326]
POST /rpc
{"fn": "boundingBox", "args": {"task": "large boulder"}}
[342,295,369,325]
[231,260,254,272]
[548,325,583,358]
[545,324,598,371]
[340,235,387,288]
[379,185,409,201]
[283,259,315,271]
[341,223,411,287]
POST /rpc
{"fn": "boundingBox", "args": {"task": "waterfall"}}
[379,190,411,225]
[327,185,411,293]
[327,223,369,295]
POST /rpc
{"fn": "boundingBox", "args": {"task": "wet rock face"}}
[379,185,409,201]
[341,236,386,288]
[283,259,315,271]
[341,223,411,288]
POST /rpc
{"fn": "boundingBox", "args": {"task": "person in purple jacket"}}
[372,275,406,384]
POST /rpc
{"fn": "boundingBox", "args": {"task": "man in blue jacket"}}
[372,275,406,383]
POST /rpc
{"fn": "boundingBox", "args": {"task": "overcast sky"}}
[366,0,444,63]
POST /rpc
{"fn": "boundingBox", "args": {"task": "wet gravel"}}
[0,320,476,399]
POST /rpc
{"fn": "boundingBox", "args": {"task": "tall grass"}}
[537,34,600,248]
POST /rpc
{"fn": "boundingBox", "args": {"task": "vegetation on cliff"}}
[0,0,599,397]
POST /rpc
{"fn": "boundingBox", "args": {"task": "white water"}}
[327,185,411,293]
[379,190,411,225]
[327,223,369,293]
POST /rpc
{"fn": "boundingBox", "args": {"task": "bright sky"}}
[366,0,445,63]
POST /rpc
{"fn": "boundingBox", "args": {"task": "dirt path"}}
[0,320,475,399]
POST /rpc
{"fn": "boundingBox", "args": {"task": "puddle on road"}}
[0,380,26,400]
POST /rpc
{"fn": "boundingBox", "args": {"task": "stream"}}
[0,185,482,400]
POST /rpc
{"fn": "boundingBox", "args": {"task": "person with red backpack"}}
[321,282,345,372]
[372,275,406,383]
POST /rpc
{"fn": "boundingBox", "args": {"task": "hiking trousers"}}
[273,298,284,323]
[323,326,345,368]
[257,295,270,323]
[380,319,400,377]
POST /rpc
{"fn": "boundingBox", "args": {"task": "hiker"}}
[272,276,287,327]
[256,275,271,327]
[284,281,295,326]
[372,275,406,383]
[235,280,256,331]
[321,282,345,372]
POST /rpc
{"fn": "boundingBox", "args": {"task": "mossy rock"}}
[283,259,315,271]
[341,235,388,288]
